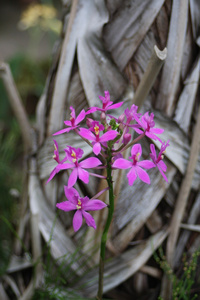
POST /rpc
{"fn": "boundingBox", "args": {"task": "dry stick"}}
[161,103,200,299]
[0,62,32,151]
[19,214,44,300]
[180,223,200,233]
[133,45,167,109]
[30,213,43,286]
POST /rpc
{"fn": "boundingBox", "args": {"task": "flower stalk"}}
[97,151,114,300]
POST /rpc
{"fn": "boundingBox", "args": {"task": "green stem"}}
[97,153,114,300]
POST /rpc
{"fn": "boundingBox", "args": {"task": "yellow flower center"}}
[135,152,140,161]
[71,150,77,163]
[53,144,57,159]
[94,125,99,136]
[76,199,82,210]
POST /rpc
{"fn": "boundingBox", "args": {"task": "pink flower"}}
[87,91,123,114]
[52,139,61,163]
[88,120,104,133]
[56,186,107,232]
[150,141,169,183]
[134,112,164,142]
[113,144,155,185]
[53,106,86,135]
[79,124,118,155]
[124,104,141,122]
[46,146,102,187]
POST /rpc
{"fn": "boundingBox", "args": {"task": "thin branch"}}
[0,62,32,151]
[180,223,200,233]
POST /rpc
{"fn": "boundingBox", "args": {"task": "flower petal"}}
[82,210,96,229]
[64,120,72,126]
[68,168,78,187]
[53,128,73,135]
[138,160,155,169]
[78,167,89,184]
[158,165,168,183]
[93,142,101,155]
[134,128,143,134]
[150,144,156,157]
[151,127,164,134]
[136,166,150,184]
[106,102,123,110]
[46,168,57,183]
[57,162,74,170]
[127,167,137,185]
[99,130,118,142]
[56,201,76,211]
[79,128,95,141]
[75,109,86,125]
[83,199,107,211]
[146,131,162,142]
[79,157,102,168]
[158,160,167,172]
[113,158,132,169]
[64,186,79,204]
[131,144,142,157]
[73,210,83,232]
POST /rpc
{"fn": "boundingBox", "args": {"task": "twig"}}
[18,280,34,300]
[0,62,32,151]
[0,282,9,300]
[180,223,200,233]
[30,213,43,287]
[2,275,21,298]
[133,45,167,109]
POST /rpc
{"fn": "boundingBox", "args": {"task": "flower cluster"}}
[47,91,169,231]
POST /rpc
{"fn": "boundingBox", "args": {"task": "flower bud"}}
[118,113,125,123]
[123,133,131,145]
[86,118,94,128]
[100,112,106,123]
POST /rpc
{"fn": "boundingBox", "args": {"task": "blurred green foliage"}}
[0,53,50,276]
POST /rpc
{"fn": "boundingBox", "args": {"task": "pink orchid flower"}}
[124,104,141,123]
[79,122,118,155]
[56,186,107,232]
[98,91,123,112]
[134,112,164,142]
[113,144,155,185]
[47,146,102,187]
[53,106,86,135]
[150,141,169,183]
[87,91,123,114]
[52,139,61,163]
